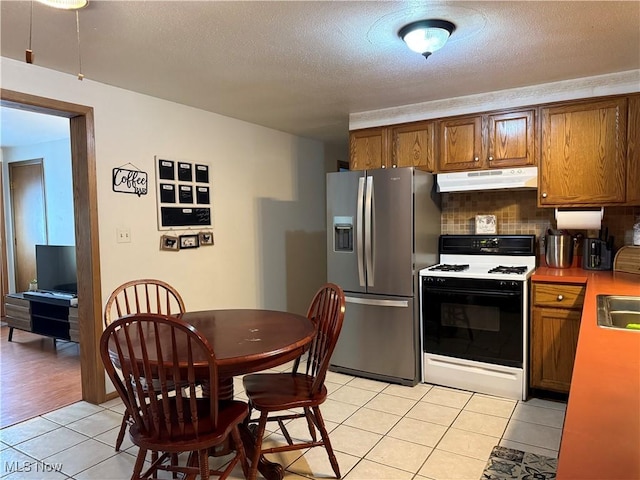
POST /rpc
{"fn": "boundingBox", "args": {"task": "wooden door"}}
[487,109,535,168]
[540,98,627,206]
[349,127,388,170]
[9,160,47,292]
[437,115,484,171]
[391,121,435,170]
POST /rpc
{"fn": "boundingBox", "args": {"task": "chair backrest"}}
[104,279,185,327]
[100,313,220,440]
[300,283,346,394]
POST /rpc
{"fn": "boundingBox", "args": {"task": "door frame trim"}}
[1,88,105,404]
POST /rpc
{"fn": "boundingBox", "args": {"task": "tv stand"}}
[5,293,79,344]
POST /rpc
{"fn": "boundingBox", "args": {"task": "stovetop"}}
[421,235,538,281]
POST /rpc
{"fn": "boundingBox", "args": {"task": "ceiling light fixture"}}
[398,19,456,60]
[35,0,87,10]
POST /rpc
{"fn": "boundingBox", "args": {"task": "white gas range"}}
[419,235,537,400]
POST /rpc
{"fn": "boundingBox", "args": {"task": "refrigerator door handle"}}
[365,175,374,287]
[356,177,365,287]
[345,296,409,308]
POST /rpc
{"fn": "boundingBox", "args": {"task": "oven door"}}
[422,276,524,368]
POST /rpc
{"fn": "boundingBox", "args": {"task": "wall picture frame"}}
[199,231,214,246]
[475,215,497,234]
[160,234,179,251]
[179,234,200,249]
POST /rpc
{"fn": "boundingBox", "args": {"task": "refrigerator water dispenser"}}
[333,216,353,252]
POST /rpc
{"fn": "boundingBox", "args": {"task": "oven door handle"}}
[423,287,521,297]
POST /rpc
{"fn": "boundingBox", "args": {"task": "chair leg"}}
[304,407,317,441]
[131,447,147,480]
[313,406,341,479]
[231,425,249,479]
[247,412,268,480]
[115,411,129,451]
[199,449,210,480]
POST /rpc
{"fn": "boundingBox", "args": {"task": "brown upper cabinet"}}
[390,121,435,170]
[437,109,536,172]
[626,94,640,205]
[349,122,435,171]
[349,95,638,206]
[437,115,483,171]
[349,127,388,170]
[539,98,627,206]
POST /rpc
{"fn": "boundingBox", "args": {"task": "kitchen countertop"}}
[532,266,640,479]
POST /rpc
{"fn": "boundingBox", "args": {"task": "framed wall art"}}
[179,234,200,249]
[156,156,212,230]
[199,231,214,246]
[160,234,179,251]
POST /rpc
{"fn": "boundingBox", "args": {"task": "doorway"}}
[1,89,104,406]
[8,160,47,293]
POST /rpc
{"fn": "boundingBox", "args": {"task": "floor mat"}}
[481,445,557,480]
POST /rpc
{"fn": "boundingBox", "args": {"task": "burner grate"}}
[429,264,470,272]
[488,265,528,275]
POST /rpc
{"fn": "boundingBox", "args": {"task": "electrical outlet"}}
[117,228,131,243]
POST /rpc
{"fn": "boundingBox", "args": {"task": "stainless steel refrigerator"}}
[326,167,441,385]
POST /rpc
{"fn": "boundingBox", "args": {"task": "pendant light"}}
[398,19,456,60]
[26,0,88,80]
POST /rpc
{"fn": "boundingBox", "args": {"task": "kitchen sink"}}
[597,295,640,331]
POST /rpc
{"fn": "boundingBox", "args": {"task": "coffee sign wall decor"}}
[112,164,148,196]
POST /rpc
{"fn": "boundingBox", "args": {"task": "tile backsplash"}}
[441,190,639,251]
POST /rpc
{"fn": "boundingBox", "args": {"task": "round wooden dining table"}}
[180,309,316,480]
[180,309,316,397]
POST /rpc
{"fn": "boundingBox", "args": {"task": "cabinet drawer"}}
[5,303,30,321]
[5,295,29,309]
[533,283,586,309]
[5,309,32,331]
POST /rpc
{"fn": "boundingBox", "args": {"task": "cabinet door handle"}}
[381,165,386,168]
[488,156,494,161]
[542,192,548,198]
[557,295,564,301]
[474,156,479,162]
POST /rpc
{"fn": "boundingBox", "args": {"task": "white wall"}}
[2,138,76,292]
[1,57,327,315]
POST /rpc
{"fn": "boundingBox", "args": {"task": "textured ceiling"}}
[1,1,639,149]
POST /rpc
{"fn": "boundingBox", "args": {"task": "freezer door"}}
[327,170,366,293]
[367,168,414,296]
[330,294,417,384]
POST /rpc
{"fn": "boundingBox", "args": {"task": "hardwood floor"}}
[0,325,82,428]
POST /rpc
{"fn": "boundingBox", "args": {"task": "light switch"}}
[117,228,131,243]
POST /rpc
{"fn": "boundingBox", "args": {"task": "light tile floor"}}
[0,364,566,480]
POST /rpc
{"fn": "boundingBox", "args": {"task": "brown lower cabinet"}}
[530,282,585,393]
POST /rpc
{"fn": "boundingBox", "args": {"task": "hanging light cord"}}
[26,1,34,63]
[76,9,83,80]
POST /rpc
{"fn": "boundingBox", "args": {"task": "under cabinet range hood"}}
[436,166,538,193]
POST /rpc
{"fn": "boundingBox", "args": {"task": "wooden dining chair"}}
[242,283,346,480]
[104,279,186,451]
[100,313,249,480]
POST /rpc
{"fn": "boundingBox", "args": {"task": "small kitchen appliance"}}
[583,238,613,270]
[420,234,537,400]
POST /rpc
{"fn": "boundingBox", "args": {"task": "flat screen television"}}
[35,245,78,295]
